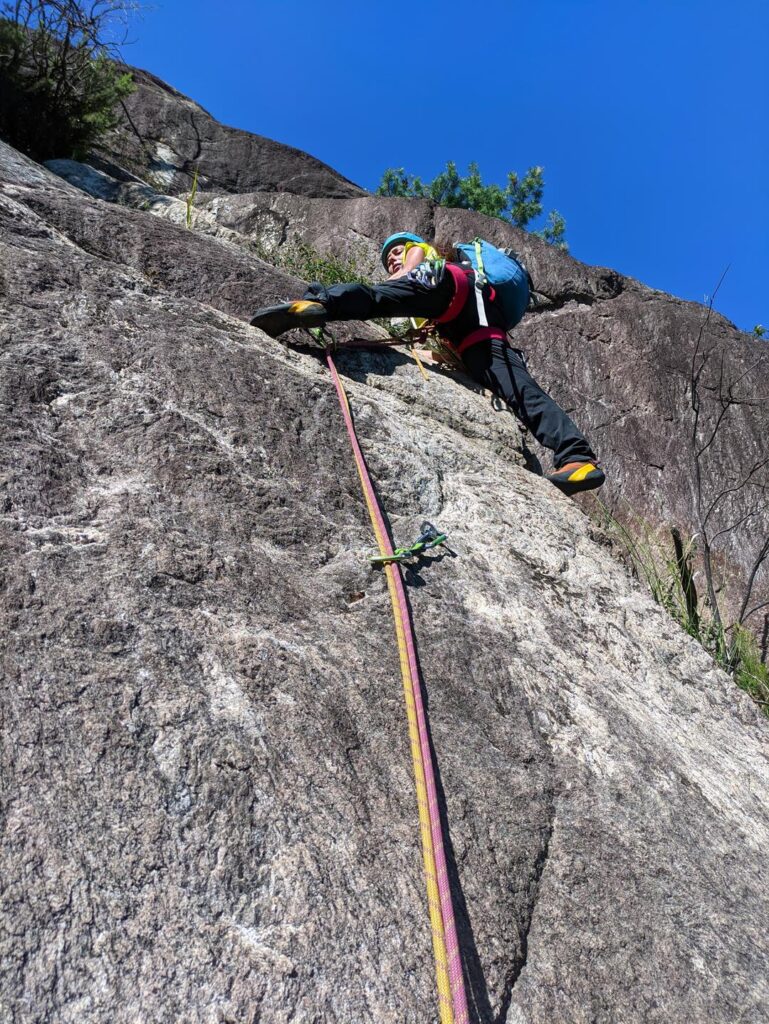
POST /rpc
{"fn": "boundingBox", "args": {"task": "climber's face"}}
[386,244,405,276]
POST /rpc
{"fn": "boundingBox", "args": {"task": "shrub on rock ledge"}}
[0,0,135,161]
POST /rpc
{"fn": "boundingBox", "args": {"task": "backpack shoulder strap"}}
[472,238,489,327]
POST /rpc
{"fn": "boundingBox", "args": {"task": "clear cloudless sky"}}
[122,0,767,332]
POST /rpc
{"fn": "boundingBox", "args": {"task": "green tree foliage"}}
[538,209,567,249]
[0,1,135,161]
[377,160,568,250]
[377,166,425,199]
[752,324,766,338]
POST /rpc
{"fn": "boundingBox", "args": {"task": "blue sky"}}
[124,0,768,333]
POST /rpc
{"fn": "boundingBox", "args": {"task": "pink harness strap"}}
[431,266,509,357]
[453,326,507,356]
[434,264,473,324]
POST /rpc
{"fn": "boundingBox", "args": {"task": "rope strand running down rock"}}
[325,349,469,1024]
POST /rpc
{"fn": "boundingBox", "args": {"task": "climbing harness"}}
[326,350,469,1024]
[370,521,448,566]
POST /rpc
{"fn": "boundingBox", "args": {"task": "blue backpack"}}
[454,238,532,330]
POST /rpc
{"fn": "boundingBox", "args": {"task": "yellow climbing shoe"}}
[289,300,325,315]
[250,300,328,337]
[547,461,605,495]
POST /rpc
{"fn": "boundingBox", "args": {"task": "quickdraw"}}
[325,350,469,1024]
[370,521,448,566]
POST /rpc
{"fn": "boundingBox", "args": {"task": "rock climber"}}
[250,232,605,496]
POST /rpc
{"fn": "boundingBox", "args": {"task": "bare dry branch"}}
[710,506,768,544]
[702,455,769,529]
[695,399,733,458]
[738,536,769,625]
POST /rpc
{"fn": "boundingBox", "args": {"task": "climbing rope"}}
[325,350,469,1024]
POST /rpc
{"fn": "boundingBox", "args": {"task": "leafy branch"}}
[0,0,138,160]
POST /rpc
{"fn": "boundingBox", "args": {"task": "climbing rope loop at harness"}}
[325,351,469,1024]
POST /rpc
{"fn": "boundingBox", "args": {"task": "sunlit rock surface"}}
[2,126,768,1024]
[92,66,364,200]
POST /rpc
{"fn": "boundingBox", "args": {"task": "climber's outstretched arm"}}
[302,273,454,322]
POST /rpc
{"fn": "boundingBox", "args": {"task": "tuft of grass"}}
[596,504,701,634]
[597,500,768,717]
[264,240,373,288]
[185,167,199,229]
[722,624,769,709]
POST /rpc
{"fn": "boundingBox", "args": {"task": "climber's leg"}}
[462,336,604,492]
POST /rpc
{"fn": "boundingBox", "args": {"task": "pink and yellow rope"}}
[326,351,469,1024]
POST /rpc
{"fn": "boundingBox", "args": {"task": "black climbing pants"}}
[303,275,597,469]
[462,339,597,468]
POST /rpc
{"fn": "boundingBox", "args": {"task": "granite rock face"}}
[2,133,769,1024]
[93,67,364,200]
[52,149,768,627]
[191,189,769,625]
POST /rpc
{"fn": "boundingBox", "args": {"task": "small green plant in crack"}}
[185,167,199,229]
[251,235,377,287]
[275,241,373,287]
[728,625,769,710]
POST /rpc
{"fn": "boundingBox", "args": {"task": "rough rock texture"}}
[67,62,768,627]
[2,138,769,1024]
[189,188,769,625]
[44,158,300,264]
[58,148,767,628]
[93,67,365,199]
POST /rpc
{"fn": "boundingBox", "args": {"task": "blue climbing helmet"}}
[380,232,426,268]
